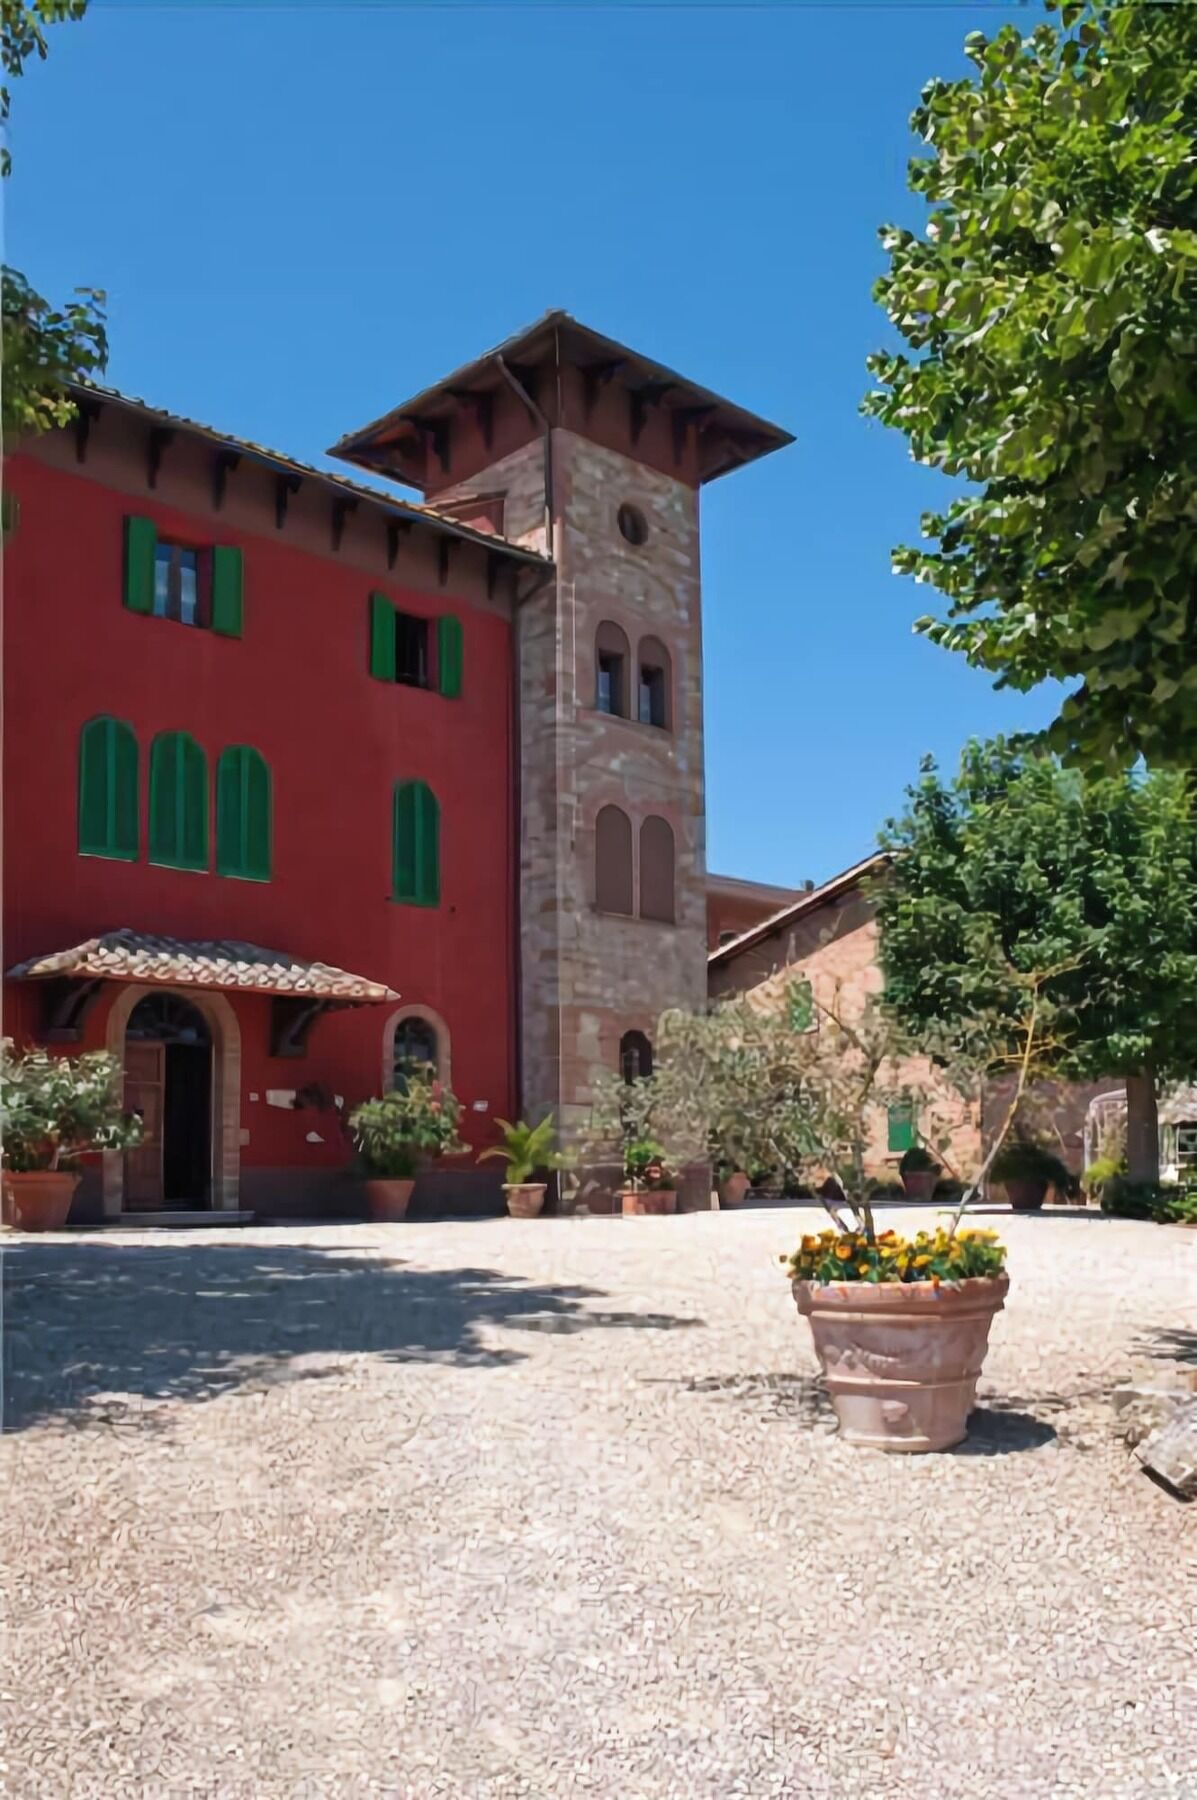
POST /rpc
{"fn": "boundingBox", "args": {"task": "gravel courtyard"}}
[3,1207,1194,1799]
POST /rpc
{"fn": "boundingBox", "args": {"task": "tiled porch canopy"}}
[7,929,398,1004]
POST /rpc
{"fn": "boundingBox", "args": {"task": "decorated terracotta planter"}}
[2,1170,80,1232]
[621,1189,677,1216]
[900,1170,938,1203]
[504,1182,547,1219]
[718,1172,752,1208]
[1004,1178,1047,1212]
[365,1178,415,1222]
[792,1273,1010,1452]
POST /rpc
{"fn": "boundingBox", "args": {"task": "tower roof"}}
[330,309,794,491]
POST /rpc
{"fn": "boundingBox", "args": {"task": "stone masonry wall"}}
[709,891,984,1182]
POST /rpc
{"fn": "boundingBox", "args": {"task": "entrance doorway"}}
[123,994,213,1209]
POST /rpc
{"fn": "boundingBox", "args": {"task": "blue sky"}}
[6,0,1055,888]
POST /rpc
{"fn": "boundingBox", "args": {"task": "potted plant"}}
[478,1115,566,1217]
[990,1139,1074,1212]
[898,1142,941,1202]
[714,1159,751,1208]
[784,1221,1009,1452]
[1,1043,143,1232]
[621,1138,677,1215]
[349,1062,464,1222]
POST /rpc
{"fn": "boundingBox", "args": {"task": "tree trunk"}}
[1125,1068,1160,1184]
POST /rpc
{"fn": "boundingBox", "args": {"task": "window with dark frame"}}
[395,612,431,688]
[393,1017,439,1088]
[638,665,666,728]
[597,650,624,716]
[153,542,206,627]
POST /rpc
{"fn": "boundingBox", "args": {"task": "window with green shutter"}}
[216,745,271,881]
[124,516,243,635]
[787,978,814,1033]
[148,731,209,871]
[370,593,397,680]
[887,1101,916,1155]
[124,516,157,614]
[78,716,139,860]
[437,614,463,698]
[392,780,440,906]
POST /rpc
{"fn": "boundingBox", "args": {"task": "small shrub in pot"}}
[1,1042,143,1231]
[898,1143,941,1200]
[349,1062,464,1221]
[990,1139,1075,1211]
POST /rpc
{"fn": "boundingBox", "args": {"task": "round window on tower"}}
[617,503,648,547]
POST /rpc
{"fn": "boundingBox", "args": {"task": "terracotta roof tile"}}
[7,930,398,1004]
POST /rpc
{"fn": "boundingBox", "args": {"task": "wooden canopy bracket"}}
[331,495,358,552]
[446,387,495,450]
[36,977,104,1044]
[504,362,541,419]
[437,538,453,587]
[147,426,175,490]
[582,359,624,420]
[212,448,241,511]
[486,550,502,600]
[629,381,675,448]
[274,472,302,530]
[270,996,353,1059]
[386,518,413,570]
[406,414,451,474]
[672,404,716,468]
[74,397,103,466]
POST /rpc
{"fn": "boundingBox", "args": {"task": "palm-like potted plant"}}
[898,1142,941,1201]
[1,1043,143,1232]
[349,1061,465,1222]
[990,1138,1075,1212]
[478,1115,566,1217]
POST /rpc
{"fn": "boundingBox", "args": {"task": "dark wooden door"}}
[124,1041,165,1209]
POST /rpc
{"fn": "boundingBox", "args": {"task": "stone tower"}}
[333,312,792,1155]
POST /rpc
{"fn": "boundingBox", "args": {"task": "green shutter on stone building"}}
[217,745,271,881]
[370,593,396,680]
[149,730,208,871]
[211,546,244,638]
[393,779,439,906]
[78,715,139,860]
[124,516,157,614]
[437,614,463,698]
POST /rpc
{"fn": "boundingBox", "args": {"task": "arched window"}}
[595,805,634,915]
[393,1016,438,1089]
[393,780,440,906]
[639,816,675,923]
[620,1030,653,1082]
[382,1005,452,1094]
[594,621,630,718]
[216,746,272,882]
[148,730,208,871]
[636,636,672,731]
[78,715,139,861]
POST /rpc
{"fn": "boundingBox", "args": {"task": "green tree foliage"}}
[863,3,1197,770]
[2,1,106,439]
[876,739,1197,1179]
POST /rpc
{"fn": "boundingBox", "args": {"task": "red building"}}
[2,312,790,1221]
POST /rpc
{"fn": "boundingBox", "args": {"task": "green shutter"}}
[370,593,396,680]
[393,780,439,906]
[78,716,139,860]
[887,1101,916,1155]
[217,746,271,881]
[211,546,244,638]
[149,731,208,871]
[787,979,813,1033]
[124,516,157,614]
[437,614,463,699]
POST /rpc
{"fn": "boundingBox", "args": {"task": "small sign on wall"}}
[266,1089,296,1109]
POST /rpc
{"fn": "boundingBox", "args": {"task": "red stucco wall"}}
[2,453,515,1177]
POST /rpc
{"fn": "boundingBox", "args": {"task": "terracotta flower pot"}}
[900,1170,939,1203]
[2,1170,80,1232]
[792,1273,1010,1453]
[1004,1178,1047,1212]
[719,1172,752,1208]
[620,1189,677,1216]
[365,1178,415,1222]
[504,1182,546,1218]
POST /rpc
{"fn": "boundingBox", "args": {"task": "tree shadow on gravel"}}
[1134,1327,1197,1367]
[0,1241,702,1433]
